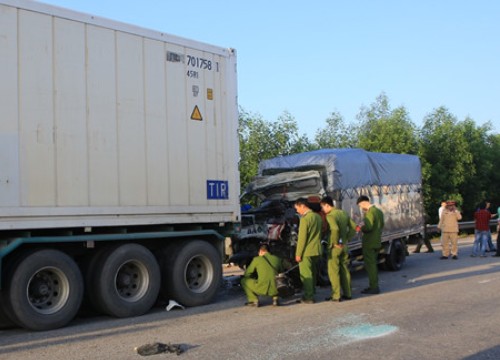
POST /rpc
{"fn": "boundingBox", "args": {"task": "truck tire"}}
[80,246,114,316]
[0,299,15,329]
[156,242,180,301]
[385,239,406,271]
[91,244,161,318]
[1,249,83,331]
[162,240,221,307]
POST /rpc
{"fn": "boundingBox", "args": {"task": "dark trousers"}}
[414,236,434,253]
[362,246,380,290]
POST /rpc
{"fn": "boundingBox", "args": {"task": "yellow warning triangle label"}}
[190,105,203,121]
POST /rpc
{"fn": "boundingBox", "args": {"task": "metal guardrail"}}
[426,219,498,234]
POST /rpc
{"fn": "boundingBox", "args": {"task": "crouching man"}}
[241,244,283,307]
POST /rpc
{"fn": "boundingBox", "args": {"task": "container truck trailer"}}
[0,0,239,330]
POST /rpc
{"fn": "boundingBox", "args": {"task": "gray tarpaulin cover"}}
[258,148,421,192]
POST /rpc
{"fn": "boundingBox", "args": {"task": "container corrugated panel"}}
[0,0,240,230]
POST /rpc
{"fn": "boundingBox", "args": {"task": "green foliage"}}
[418,107,474,221]
[314,111,358,148]
[238,108,312,192]
[457,119,494,217]
[356,93,418,154]
[238,109,268,191]
[488,134,500,210]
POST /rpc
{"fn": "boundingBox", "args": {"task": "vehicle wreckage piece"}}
[135,342,184,356]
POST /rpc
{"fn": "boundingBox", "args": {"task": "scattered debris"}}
[135,342,184,356]
[166,300,185,311]
[223,275,242,288]
[134,343,184,356]
[336,323,398,340]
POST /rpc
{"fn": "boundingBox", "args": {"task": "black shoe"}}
[244,301,259,307]
[296,298,314,304]
[440,256,448,260]
[425,250,434,253]
[412,250,420,254]
[341,295,352,301]
[361,287,380,294]
[324,296,341,302]
[452,255,458,260]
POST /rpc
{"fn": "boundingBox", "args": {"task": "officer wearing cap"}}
[437,200,462,259]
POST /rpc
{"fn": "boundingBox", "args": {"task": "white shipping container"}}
[0,0,240,230]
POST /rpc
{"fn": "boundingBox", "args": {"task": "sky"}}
[36,0,500,138]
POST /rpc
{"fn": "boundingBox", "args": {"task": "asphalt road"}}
[1,235,499,360]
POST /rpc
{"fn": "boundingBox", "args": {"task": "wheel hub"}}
[31,276,50,297]
[185,256,212,293]
[115,261,149,302]
[27,267,69,314]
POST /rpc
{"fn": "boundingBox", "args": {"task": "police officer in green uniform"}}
[294,198,323,304]
[241,243,283,307]
[357,195,384,294]
[320,196,356,302]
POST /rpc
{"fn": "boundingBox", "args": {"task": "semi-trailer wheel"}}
[80,246,114,316]
[385,239,406,271]
[1,249,83,331]
[162,240,221,307]
[90,244,160,318]
[0,304,15,329]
